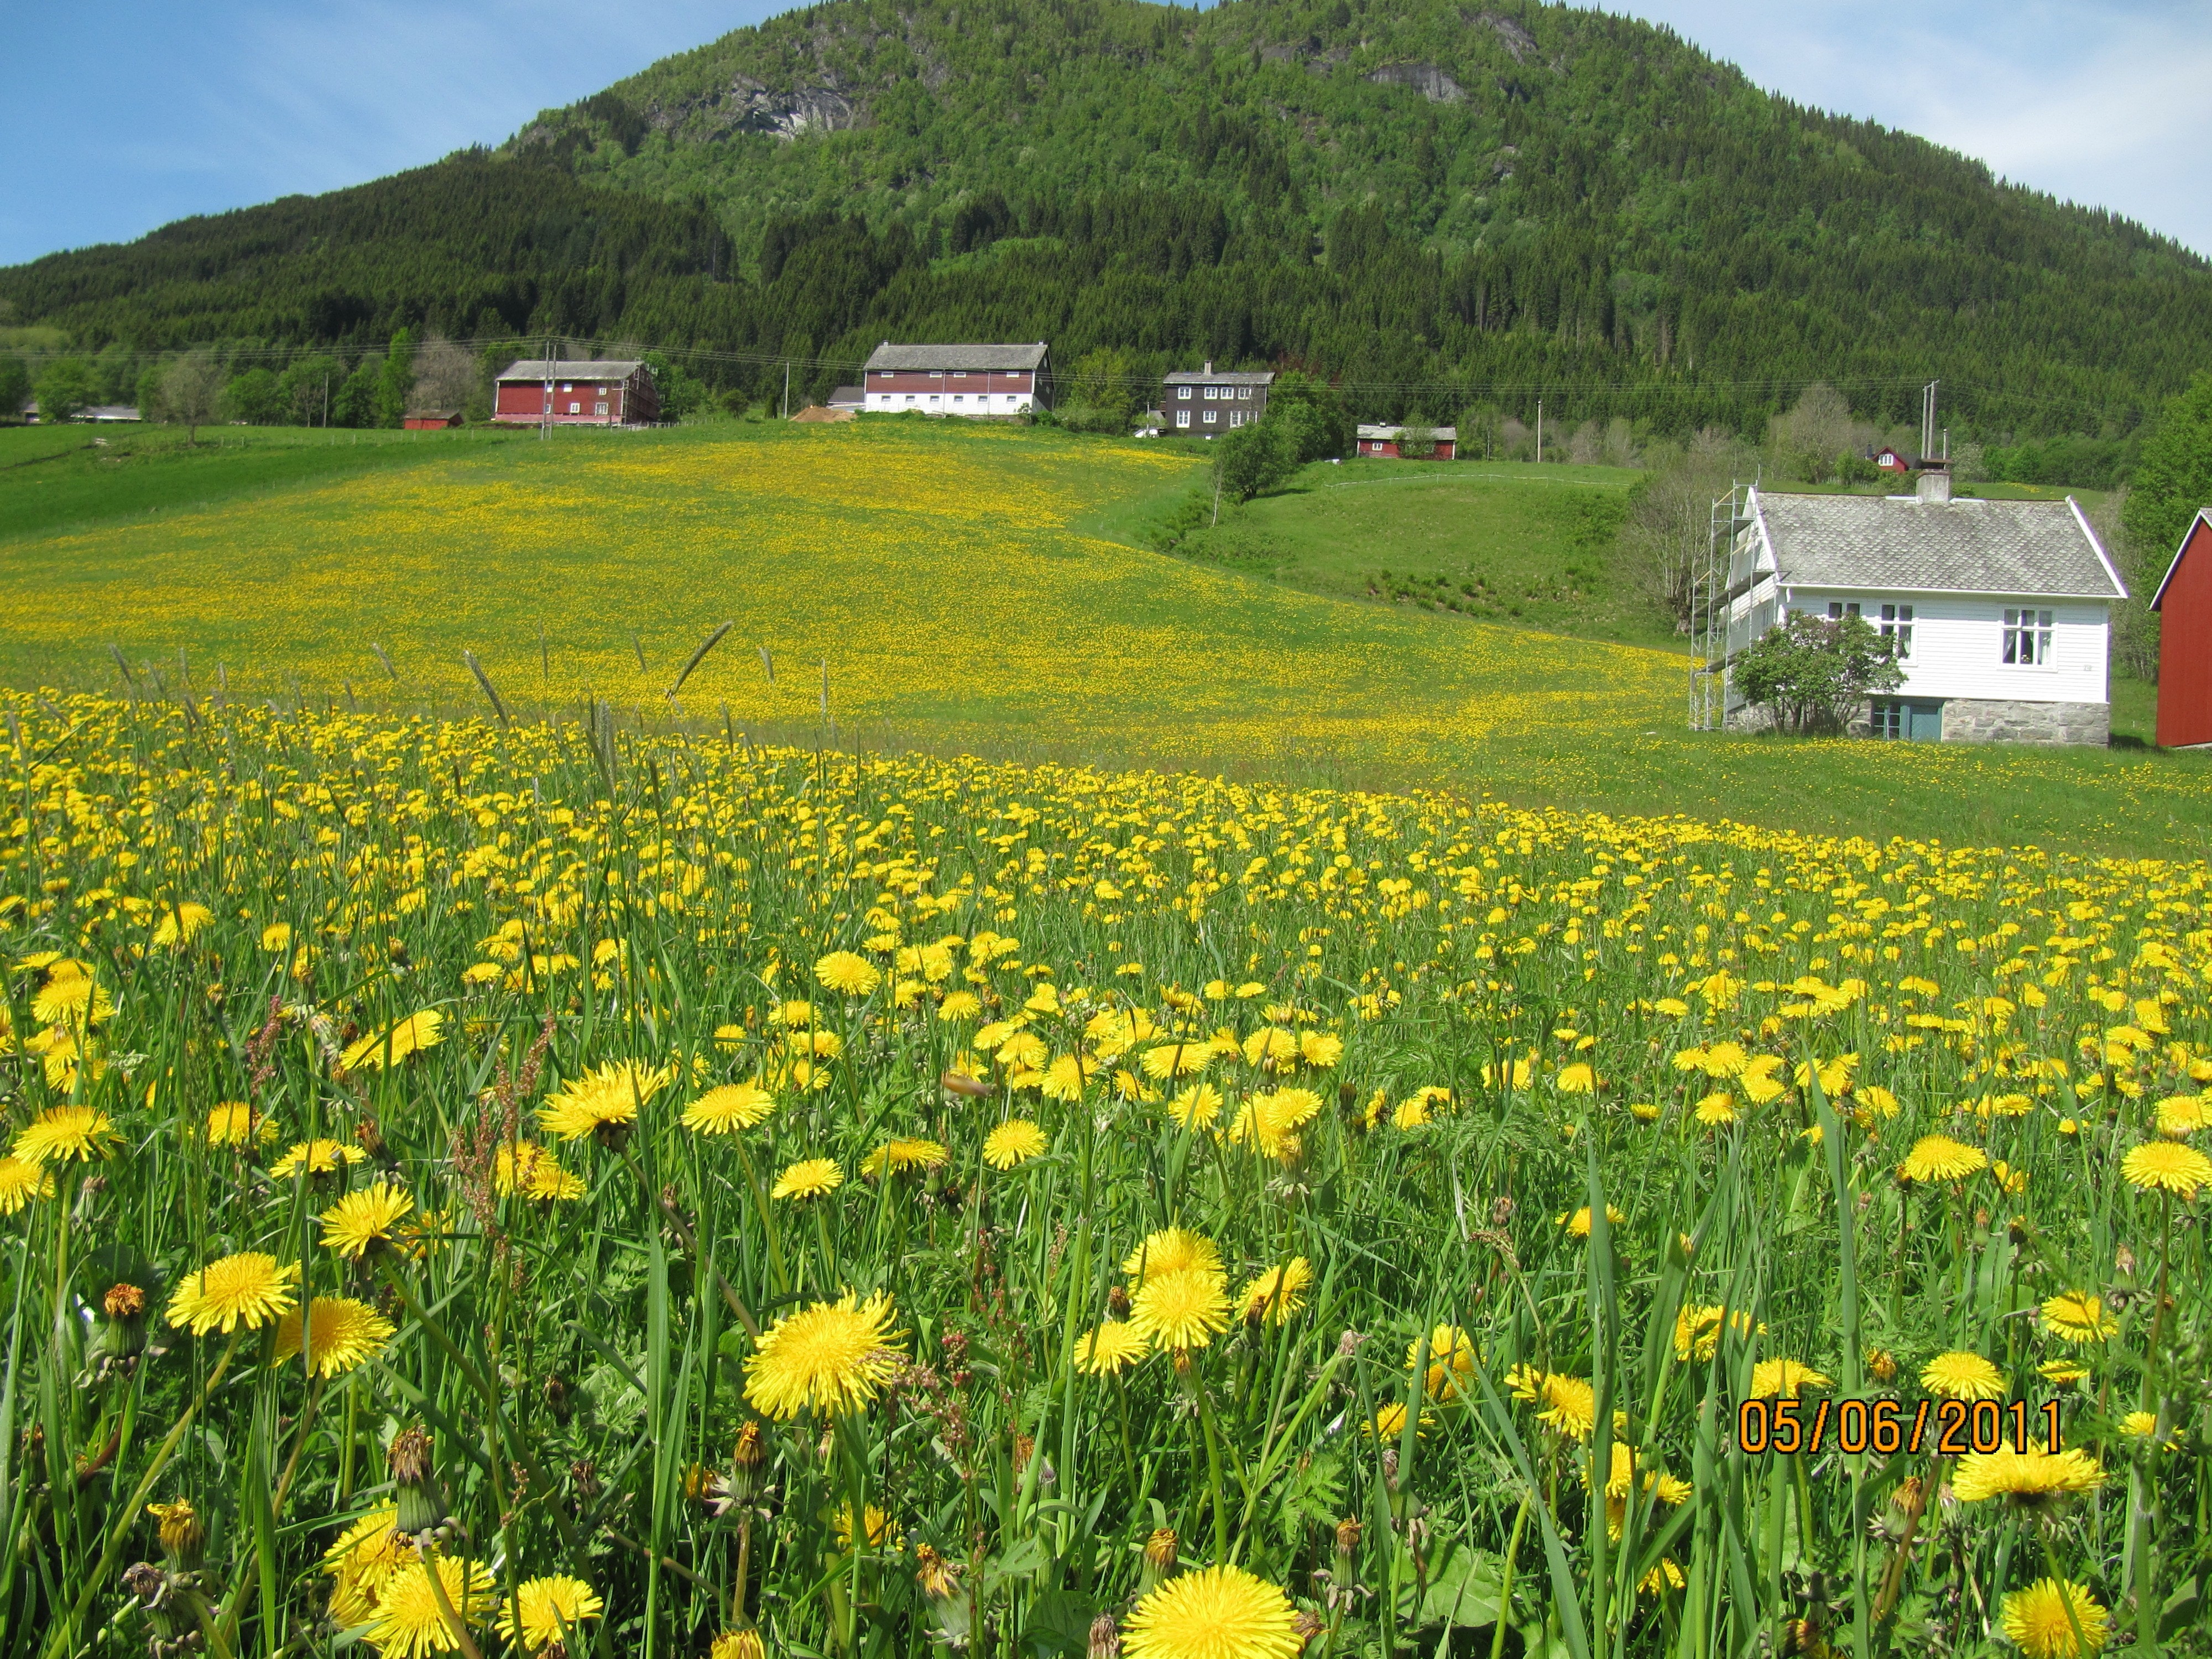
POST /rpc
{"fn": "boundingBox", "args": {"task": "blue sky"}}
[4,0,2208,268]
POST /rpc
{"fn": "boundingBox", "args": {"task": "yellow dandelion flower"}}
[1899,1134,1987,1182]
[1408,1323,1477,1401]
[2039,1291,2117,1345]
[1951,1447,2103,1511]
[1537,1374,1598,1440]
[1076,1321,1149,1375]
[815,951,880,997]
[1123,1563,1301,1659]
[1556,1204,1627,1238]
[1165,1082,1223,1128]
[2153,1094,2208,1137]
[983,1119,1048,1169]
[1123,1227,1222,1282]
[772,1157,844,1200]
[32,973,113,1028]
[340,1009,442,1073]
[1921,1351,2006,1401]
[167,1252,300,1336]
[322,1506,416,1624]
[1693,1092,1736,1126]
[1238,1259,1314,1327]
[495,1576,604,1655]
[201,1102,273,1147]
[1129,1267,1231,1353]
[742,1291,905,1419]
[860,1138,948,1178]
[269,1139,367,1179]
[150,902,215,948]
[0,1157,55,1213]
[682,1083,777,1135]
[272,1297,395,1379]
[1998,1578,2110,1659]
[538,1061,670,1142]
[366,1558,496,1659]
[12,1105,121,1166]
[1748,1359,1833,1399]
[832,1502,891,1551]
[2120,1140,2212,1197]
[492,1141,585,1201]
[317,1182,415,1259]
[1672,1304,1760,1361]
[710,1634,766,1659]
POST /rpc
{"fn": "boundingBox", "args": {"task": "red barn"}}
[1872,446,1911,474]
[861,343,1048,416]
[2150,507,2212,748]
[404,409,461,430]
[493,359,659,426]
[1355,423,1457,460]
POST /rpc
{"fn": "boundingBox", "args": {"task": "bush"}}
[1050,404,1129,436]
[1734,612,1905,734]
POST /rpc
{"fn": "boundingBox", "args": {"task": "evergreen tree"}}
[333,360,381,428]
[0,357,28,424]
[2121,372,2212,564]
[373,329,416,429]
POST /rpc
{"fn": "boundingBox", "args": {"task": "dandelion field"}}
[0,419,2205,857]
[4,692,2210,1659]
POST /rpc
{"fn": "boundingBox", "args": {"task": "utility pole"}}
[1536,398,1543,465]
[542,337,555,442]
[781,361,790,421]
[1920,380,1938,463]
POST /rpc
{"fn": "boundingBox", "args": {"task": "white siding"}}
[1782,590,2109,705]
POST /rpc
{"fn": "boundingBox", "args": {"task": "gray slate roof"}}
[1358,424,1457,441]
[1754,491,2125,600]
[1164,369,1275,386]
[497,359,643,380]
[864,342,1047,372]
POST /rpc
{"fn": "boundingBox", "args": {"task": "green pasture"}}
[0,418,2202,859]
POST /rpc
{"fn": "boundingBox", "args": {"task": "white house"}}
[861,343,1048,416]
[1722,469,2127,744]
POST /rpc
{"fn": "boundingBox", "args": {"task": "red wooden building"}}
[1872,446,1911,474]
[860,343,1048,416]
[1355,423,1457,460]
[2150,507,2212,748]
[493,359,659,426]
[403,409,461,430]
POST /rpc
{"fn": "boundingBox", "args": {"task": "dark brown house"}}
[1163,363,1272,435]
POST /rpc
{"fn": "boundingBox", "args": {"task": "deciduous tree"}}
[1735,612,1905,734]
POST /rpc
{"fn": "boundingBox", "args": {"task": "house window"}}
[1238,385,1251,400]
[594,401,608,416]
[560,382,573,392]
[953,395,964,403]
[1204,386,1218,400]
[2003,606,2053,665]
[1178,387,1191,400]
[1203,409,1217,423]
[1879,603,1914,659]
[567,401,580,415]
[1826,601,1861,620]
[878,372,894,381]
[1176,411,1191,429]
[952,372,967,379]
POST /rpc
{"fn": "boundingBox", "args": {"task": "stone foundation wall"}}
[1719,700,2110,744]
[1939,698,2109,746]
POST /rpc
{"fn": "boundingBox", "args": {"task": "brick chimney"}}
[1915,460,1952,504]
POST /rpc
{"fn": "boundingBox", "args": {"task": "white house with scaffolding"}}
[1691,468,2126,744]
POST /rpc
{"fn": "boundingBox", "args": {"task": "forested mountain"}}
[6,0,2209,436]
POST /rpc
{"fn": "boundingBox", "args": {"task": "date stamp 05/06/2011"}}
[1736,1397,2066,1458]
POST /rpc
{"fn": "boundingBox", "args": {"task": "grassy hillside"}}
[0,419,2204,856]
[5,0,2208,436]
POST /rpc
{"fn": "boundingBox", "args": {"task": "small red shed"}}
[2150,507,2212,748]
[404,409,461,430]
[1355,423,1457,460]
[1872,446,1910,474]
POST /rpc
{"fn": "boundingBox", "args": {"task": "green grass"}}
[0,419,2203,859]
[1166,457,1663,646]
[0,422,523,542]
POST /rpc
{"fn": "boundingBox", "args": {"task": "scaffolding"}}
[1688,484,1757,731]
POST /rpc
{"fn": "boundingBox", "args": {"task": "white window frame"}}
[1178,387,1192,400]
[1238,385,1251,400]
[2002,604,2054,666]
[560,382,573,392]
[1879,602,1914,659]
[594,400,608,416]
[1203,385,1218,400]
[1825,601,1861,620]
[567,401,580,415]
[1176,410,1191,429]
